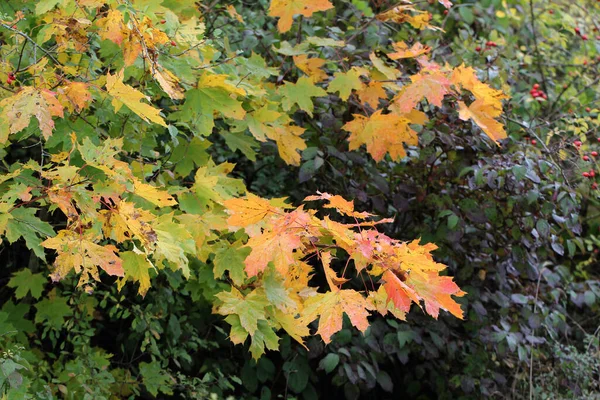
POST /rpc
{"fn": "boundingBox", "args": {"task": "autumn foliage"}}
[0,0,507,361]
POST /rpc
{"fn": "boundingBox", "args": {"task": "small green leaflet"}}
[8,269,47,299]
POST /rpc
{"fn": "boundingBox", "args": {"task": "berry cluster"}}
[475,40,498,52]
[530,83,547,101]
[576,139,600,188]
[6,72,15,85]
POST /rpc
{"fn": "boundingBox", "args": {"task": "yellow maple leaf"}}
[226,5,244,23]
[268,0,334,33]
[96,9,127,45]
[458,99,506,143]
[153,66,185,100]
[133,180,177,207]
[293,54,328,82]
[0,87,64,142]
[265,124,307,166]
[105,70,167,126]
[43,229,124,287]
[342,110,418,162]
[304,191,373,219]
[223,193,278,227]
[302,289,374,344]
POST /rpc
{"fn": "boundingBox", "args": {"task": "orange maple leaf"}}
[393,70,452,113]
[342,110,418,162]
[304,191,373,219]
[268,0,334,33]
[387,41,431,60]
[458,99,506,143]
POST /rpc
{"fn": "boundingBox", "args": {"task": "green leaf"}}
[249,320,279,360]
[377,370,393,392]
[5,208,55,260]
[8,269,46,299]
[139,362,173,397]
[327,69,364,101]
[222,131,259,161]
[447,214,459,229]
[279,77,327,117]
[318,353,340,374]
[263,267,297,313]
[213,241,251,286]
[34,295,71,330]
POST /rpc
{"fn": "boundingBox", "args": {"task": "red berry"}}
[170,40,176,46]
[575,140,583,146]
[586,107,591,112]
[541,93,547,99]
[475,46,481,52]
[161,19,166,24]
[531,139,537,145]
[563,84,569,89]
[575,27,581,34]
[533,83,540,90]
[582,35,589,41]
[590,170,596,177]
[597,137,600,142]
[593,151,598,157]
[593,183,599,189]
[443,10,449,15]
[583,172,590,177]
[584,155,590,161]
[584,60,588,65]
[548,9,554,14]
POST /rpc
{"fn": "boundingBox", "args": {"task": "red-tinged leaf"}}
[409,272,466,319]
[382,269,420,313]
[320,251,349,291]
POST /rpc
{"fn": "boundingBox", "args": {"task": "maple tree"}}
[0,0,509,364]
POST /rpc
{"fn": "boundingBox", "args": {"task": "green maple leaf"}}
[215,287,269,336]
[139,362,173,397]
[327,69,364,101]
[5,208,56,260]
[263,267,297,313]
[34,295,71,329]
[213,241,251,286]
[279,77,327,117]
[222,131,259,161]
[174,87,245,136]
[8,269,47,300]
[248,320,280,360]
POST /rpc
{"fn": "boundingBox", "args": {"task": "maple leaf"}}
[213,240,251,286]
[57,82,92,112]
[393,70,452,113]
[8,269,47,300]
[279,77,327,117]
[118,250,154,298]
[265,124,307,166]
[226,5,244,23]
[387,41,431,60]
[304,191,373,219]
[244,208,314,277]
[450,65,509,106]
[42,229,124,288]
[302,289,374,344]
[376,5,440,30]
[215,287,269,336]
[223,192,279,227]
[327,68,366,101]
[268,0,334,33]
[355,81,387,109]
[293,54,328,82]
[458,99,506,143]
[409,272,466,319]
[96,9,127,45]
[438,0,453,8]
[342,110,418,162]
[153,66,185,100]
[133,180,177,207]
[320,251,349,291]
[105,70,167,126]
[0,87,64,142]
